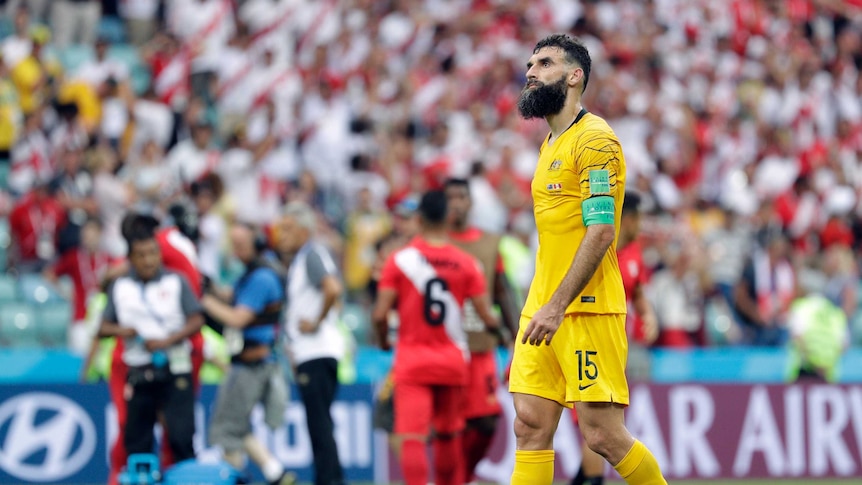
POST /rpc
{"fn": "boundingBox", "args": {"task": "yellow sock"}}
[614,440,667,485]
[511,449,554,485]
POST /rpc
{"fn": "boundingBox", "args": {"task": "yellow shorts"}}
[508,313,629,408]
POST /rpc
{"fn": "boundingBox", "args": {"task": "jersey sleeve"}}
[52,251,76,277]
[576,131,622,200]
[378,253,400,291]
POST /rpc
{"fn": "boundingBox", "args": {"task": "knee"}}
[513,410,554,448]
[580,425,617,459]
[467,415,499,435]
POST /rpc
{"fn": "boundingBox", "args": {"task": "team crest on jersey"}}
[547,183,562,192]
[548,159,563,171]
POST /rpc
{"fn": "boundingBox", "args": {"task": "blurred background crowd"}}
[1,0,862,363]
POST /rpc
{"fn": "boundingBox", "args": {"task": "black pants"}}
[125,371,195,462]
[296,358,344,485]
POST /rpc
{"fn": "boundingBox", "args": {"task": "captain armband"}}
[582,196,615,226]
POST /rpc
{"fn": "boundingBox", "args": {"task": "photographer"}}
[97,218,203,463]
[201,223,292,485]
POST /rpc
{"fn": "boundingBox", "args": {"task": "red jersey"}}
[156,227,202,296]
[53,249,117,320]
[617,240,649,342]
[9,193,66,264]
[379,236,486,386]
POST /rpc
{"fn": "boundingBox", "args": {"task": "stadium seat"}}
[98,16,127,44]
[0,163,9,191]
[0,218,9,271]
[108,44,151,94]
[0,274,17,303]
[58,44,95,73]
[0,303,39,348]
[18,273,66,304]
[341,303,370,344]
[37,302,72,347]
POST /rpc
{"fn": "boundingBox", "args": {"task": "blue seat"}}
[37,302,72,347]
[108,43,151,94]
[58,44,95,73]
[0,274,17,303]
[18,273,66,304]
[98,16,127,44]
[0,163,9,191]
[0,303,39,347]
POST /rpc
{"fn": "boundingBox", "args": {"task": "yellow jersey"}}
[522,110,627,317]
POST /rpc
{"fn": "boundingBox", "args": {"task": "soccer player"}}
[372,190,499,485]
[508,34,667,484]
[571,192,658,485]
[444,177,519,482]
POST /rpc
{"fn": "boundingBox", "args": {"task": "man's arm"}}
[493,270,519,341]
[305,274,341,331]
[201,295,256,328]
[300,249,343,333]
[522,224,615,345]
[147,313,204,351]
[96,283,135,339]
[470,293,500,331]
[371,288,398,351]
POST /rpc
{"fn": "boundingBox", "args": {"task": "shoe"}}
[269,471,297,485]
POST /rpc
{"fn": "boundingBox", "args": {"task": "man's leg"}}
[511,392,563,485]
[462,415,498,481]
[108,351,128,485]
[393,382,433,485]
[162,375,196,462]
[296,358,344,485]
[575,402,666,485]
[124,381,157,456]
[571,408,605,485]
[462,351,502,481]
[432,385,465,485]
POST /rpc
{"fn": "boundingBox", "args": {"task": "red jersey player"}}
[107,212,205,485]
[372,190,499,485]
[570,191,657,485]
[444,178,519,482]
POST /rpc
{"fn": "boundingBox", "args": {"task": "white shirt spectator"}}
[166,139,218,186]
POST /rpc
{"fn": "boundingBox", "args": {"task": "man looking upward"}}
[508,34,667,485]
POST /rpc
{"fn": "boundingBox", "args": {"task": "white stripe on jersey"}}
[394,247,467,359]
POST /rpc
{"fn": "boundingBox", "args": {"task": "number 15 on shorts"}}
[575,350,598,387]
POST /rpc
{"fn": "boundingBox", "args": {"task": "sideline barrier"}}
[0,383,860,483]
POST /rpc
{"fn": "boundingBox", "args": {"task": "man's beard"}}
[517,75,568,119]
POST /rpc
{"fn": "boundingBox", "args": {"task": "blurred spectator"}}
[9,25,56,118]
[53,144,96,228]
[648,238,711,348]
[190,174,227,281]
[75,38,130,90]
[617,192,659,346]
[2,7,33,68]
[123,138,176,217]
[44,217,116,354]
[821,244,858,320]
[51,0,102,49]
[91,146,134,257]
[119,0,159,46]
[0,57,22,161]
[734,226,796,346]
[703,207,753,309]
[8,179,66,272]
[167,119,218,186]
[9,110,51,195]
[343,187,391,299]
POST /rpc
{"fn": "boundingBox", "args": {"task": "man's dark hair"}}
[418,190,448,225]
[444,178,470,192]
[121,213,159,243]
[533,34,591,92]
[622,192,642,216]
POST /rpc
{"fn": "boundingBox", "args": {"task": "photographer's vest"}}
[451,231,501,353]
[223,259,285,360]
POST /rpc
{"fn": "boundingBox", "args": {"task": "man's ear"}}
[569,67,583,89]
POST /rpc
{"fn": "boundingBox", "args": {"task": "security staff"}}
[201,223,292,485]
[98,221,203,463]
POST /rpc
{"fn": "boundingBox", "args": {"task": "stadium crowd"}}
[1,0,862,361]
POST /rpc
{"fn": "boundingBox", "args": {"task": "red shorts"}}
[394,382,464,436]
[462,351,502,419]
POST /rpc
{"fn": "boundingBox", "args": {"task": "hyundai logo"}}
[0,392,96,482]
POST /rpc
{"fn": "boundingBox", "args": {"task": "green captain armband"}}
[582,196,615,226]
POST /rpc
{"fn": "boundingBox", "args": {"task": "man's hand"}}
[299,319,319,334]
[521,304,564,346]
[119,327,137,339]
[641,312,659,345]
[144,339,171,352]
